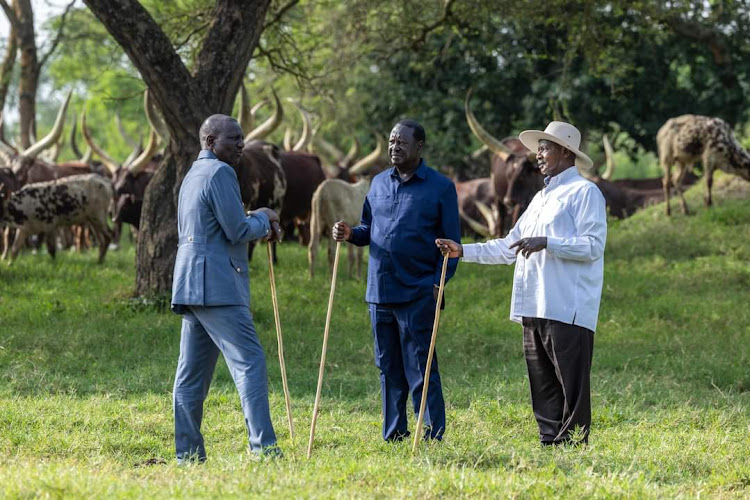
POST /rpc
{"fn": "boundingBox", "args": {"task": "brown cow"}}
[454,177,496,237]
[465,89,543,236]
[278,151,326,245]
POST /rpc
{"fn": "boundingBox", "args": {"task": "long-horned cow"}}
[0,174,113,263]
[464,89,543,236]
[0,91,98,186]
[80,107,160,242]
[657,114,750,215]
[307,135,384,278]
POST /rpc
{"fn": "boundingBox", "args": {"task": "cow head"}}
[0,91,73,185]
[465,88,542,233]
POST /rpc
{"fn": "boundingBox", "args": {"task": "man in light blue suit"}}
[171,114,282,463]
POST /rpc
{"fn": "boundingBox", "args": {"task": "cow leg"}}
[110,220,122,251]
[673,162,690,215]
[1,227,11,260]
[89,218,113,264]
[247,240,257,261]
[327,238,334,273]
[356,246,363,280]
[9,228,29,263]
[347,243,354,278]
[662,162,673,216]
[307,236,317,279]
[45,232,57,260]
[703,157,715,208]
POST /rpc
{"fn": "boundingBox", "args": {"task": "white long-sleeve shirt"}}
[462,166,607,332]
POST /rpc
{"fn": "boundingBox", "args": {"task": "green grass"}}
[1,173,749,498]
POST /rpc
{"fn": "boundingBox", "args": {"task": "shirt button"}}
[236,267,241,272]
[188,236,193,242]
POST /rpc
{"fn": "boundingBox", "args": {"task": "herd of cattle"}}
[0,86,748,273]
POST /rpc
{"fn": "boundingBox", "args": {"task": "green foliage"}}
[26,0,750,175]
[1,177,750,496]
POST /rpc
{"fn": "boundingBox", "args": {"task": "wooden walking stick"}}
[307,240,342,458]
[412,251,450,454]
[267,239,294,440]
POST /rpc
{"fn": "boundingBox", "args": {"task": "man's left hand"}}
[509,237,547,258]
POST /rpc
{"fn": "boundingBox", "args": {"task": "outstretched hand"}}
[435,238,462,258]
[509,237,547,258]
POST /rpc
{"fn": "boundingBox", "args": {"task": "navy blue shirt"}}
[349,160,460,304]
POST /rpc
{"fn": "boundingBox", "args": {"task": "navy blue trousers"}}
[369,294,445,441]
[173,305,277,461]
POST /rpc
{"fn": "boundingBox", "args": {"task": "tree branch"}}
[263,0,299,30]
[38,0,76,69]
[0,0,20,30]
[410,0,455,50]
[82,0,206,145]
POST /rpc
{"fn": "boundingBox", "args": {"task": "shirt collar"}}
[198,149,217,160]
[544,165,580,189]
[389,159,427,182]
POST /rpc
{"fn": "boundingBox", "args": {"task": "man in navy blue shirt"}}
[333,119,460,441]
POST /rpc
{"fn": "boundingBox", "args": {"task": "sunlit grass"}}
[1,173,749,498]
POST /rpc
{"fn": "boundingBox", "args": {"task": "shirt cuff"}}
[546,236,562,255]
[461,243,479,262]
[249,211,271,236]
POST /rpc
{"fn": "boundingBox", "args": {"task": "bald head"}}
[200,114,245,165]
[200,114,240,148]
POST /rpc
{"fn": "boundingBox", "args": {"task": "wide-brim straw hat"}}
[519,121,593,170]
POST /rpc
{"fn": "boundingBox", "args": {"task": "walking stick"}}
[412,251,449,454]
[267,239,294,441]
[307,240,342,458]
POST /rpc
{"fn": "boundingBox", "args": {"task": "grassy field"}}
[1,173,749,498]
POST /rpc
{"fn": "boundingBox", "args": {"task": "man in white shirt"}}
[436,121,607,446]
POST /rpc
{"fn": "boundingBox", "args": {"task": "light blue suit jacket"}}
[171,150,270,312]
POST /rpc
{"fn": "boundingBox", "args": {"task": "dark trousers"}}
[369,294,445,441]
[522,317,594,445]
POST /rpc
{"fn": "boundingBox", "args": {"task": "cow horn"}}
[122,134,143,168]
[283,127,294,151]
[313,135,345,164]
[349,133,384,175]
[115,110,139,150]
[127,128,158,174]
[250,98,269,118]
[81,109,120,175]
[465,88,510,161]
[474,199,500,236]
[81,146,93,164]
[342,137,360,167]
[290,100,312,152]
[459,206,493,238]
[22,89,72,159]
[69,118,83,158]
[245,89,283,142]
[237,82,253,135]
[44,133,64,163]
[144,89,170,146]
[601,134,615,180]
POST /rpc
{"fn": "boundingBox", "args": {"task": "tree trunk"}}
[14,0,38,149]
[83,0,272,297]
[0,23,17,123]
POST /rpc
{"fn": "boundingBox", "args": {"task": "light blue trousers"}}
[173,305,277,460]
